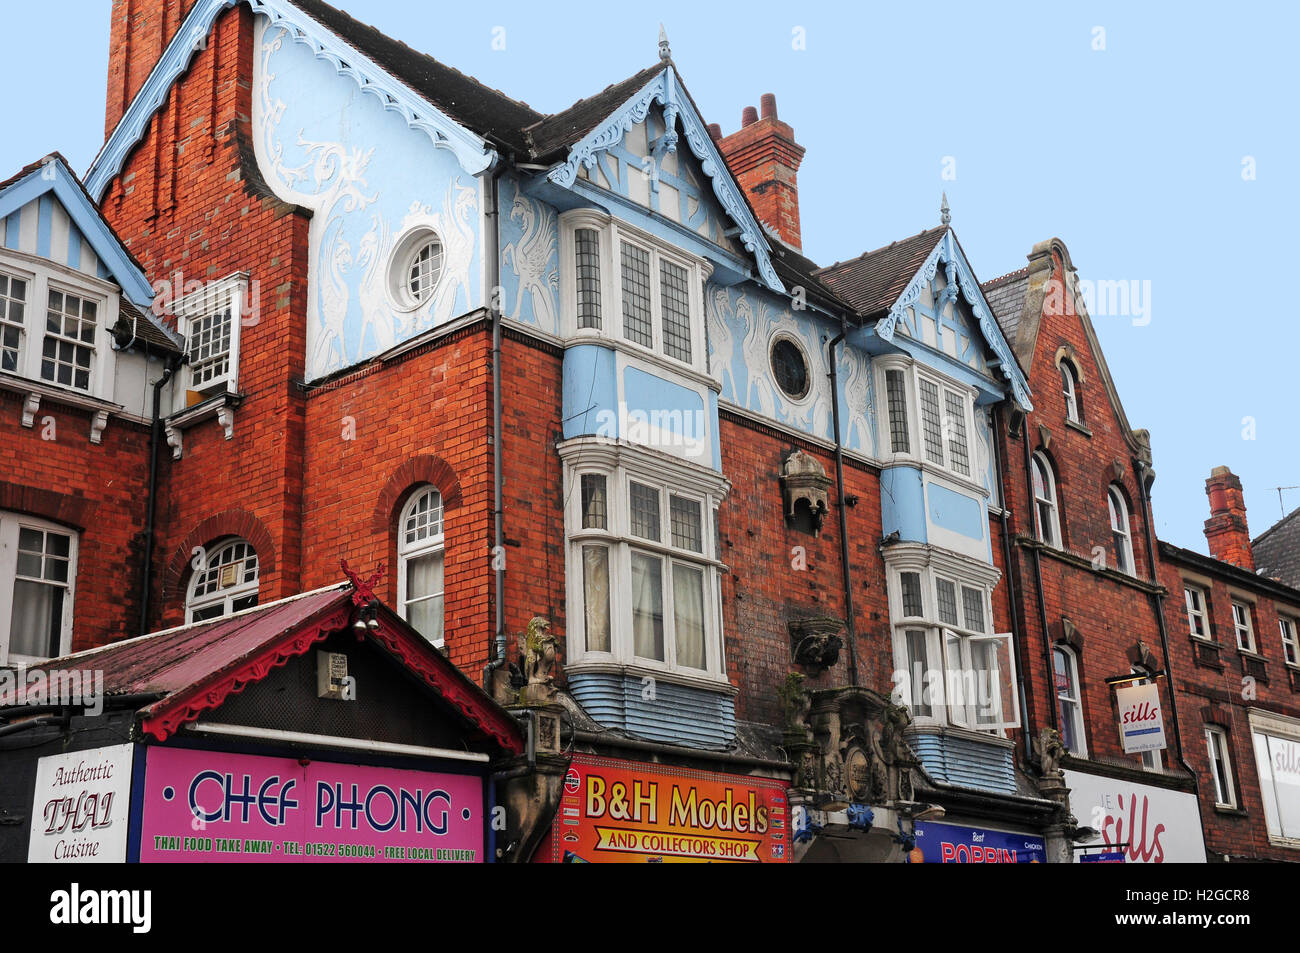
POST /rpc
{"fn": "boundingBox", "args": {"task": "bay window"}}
[0,513,77,664]
[559,211,710,373]
[562,441,727,683]
[876,358,977,483]
[888,550,1018,732]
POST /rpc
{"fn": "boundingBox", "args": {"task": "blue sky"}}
[3,1,1296,554]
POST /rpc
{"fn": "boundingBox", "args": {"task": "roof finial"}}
[940,191,951,226]
[659,24,671,62]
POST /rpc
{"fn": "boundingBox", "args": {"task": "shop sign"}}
[1116,682,1166,753]
[911,821,1045,863]
[1063,769,1205,863]
[137,747,483,863]
[28,744,134,863]
[552,754,789,863]
[1079,851,1126,863]
[1252,729,1300,842]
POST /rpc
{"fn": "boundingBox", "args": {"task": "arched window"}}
[1032,453,1061,547]
[398,487,444,647]
[1108,486,1135,575]
[1053,646,1086,756]
[1060,360,1083,424]
[187,538,258,623]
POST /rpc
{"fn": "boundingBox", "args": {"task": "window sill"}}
[0,372,123,443]
[564,334,719,393]
[1213,804,1248,818]
[565,658,737,697]
[165,391,244,459]
[1064,418,1092,438]
[905,722,1015,749]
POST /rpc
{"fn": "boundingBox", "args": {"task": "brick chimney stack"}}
[1204,466,1255,570]
[717,93,806,251]
[105,0,203,140]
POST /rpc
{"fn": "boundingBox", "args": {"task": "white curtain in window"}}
[630,552,664,661]
[9,579,61,658]
[406,551,444,645]
[582,545,611,652]
[673,563,705,669]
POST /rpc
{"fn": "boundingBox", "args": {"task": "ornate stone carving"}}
[801,686,920,809]
[1037,727,1067,779]
[788,615,843,671]
[519,616,557,705]
[781,449,831,535]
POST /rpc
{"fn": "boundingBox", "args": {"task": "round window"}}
[389,230,444,309]
[770,336,810,400]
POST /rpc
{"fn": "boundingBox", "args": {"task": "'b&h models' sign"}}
[29,744,135,863]
[1116,682,1166,754]
[553,754,789,863]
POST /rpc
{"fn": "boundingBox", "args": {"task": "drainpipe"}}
[1135,459,1200,793]
[828,317,859,688]
[992,405,1033,761]
[1022,423,1060,735]
[138,353,184,636]
[483,159,510,689]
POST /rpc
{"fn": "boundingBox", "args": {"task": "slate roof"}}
[814,227,948,318]
[524,64,667,163]
[288,0,545,155]
[1253,506,1300,589]
[980,267,1029,346]
[768,241,855,315]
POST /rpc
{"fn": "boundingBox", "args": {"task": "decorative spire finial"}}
[940,191,951,226]
[659,24,671,62]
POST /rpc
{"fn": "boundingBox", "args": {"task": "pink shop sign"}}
[137,747,484,863]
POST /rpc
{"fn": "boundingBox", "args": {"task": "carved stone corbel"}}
[217,405,235,441]
[21,393,39,428]
[788,616,844,671]
[89,410,109,445]
[165,423,183,460]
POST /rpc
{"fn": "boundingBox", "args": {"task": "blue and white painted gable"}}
[251,15,485,381]
[3,193,110,282]
[875,230,1025,565]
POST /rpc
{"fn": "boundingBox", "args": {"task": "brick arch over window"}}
[164,510,277,598]
[372,455,463,534]
[0,480,95,531]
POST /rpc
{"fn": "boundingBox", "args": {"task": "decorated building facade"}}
[0,0,1295,862]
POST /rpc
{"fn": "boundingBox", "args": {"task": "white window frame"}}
[1108,485,1135,576]
[0,249,119,403]
[561,439,729,686]
[1280,614,1299,668]
[0,512,77,666]
[1205,725,1237,809]
[559,210,712,374]
[886,547,1017,733]
[1031,452,1062,548]
[1184,582,1211,640]
[1060,359,1082,424]
[397,486,446,648]
[1053,645,1087,757]
[1248,709,1300,846]
[172,272,246,410]
[185,537,259,623]
[874,357,980,486]
[1231,598,1256,654]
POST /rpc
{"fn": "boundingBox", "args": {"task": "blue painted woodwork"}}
[568,670,736,750]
